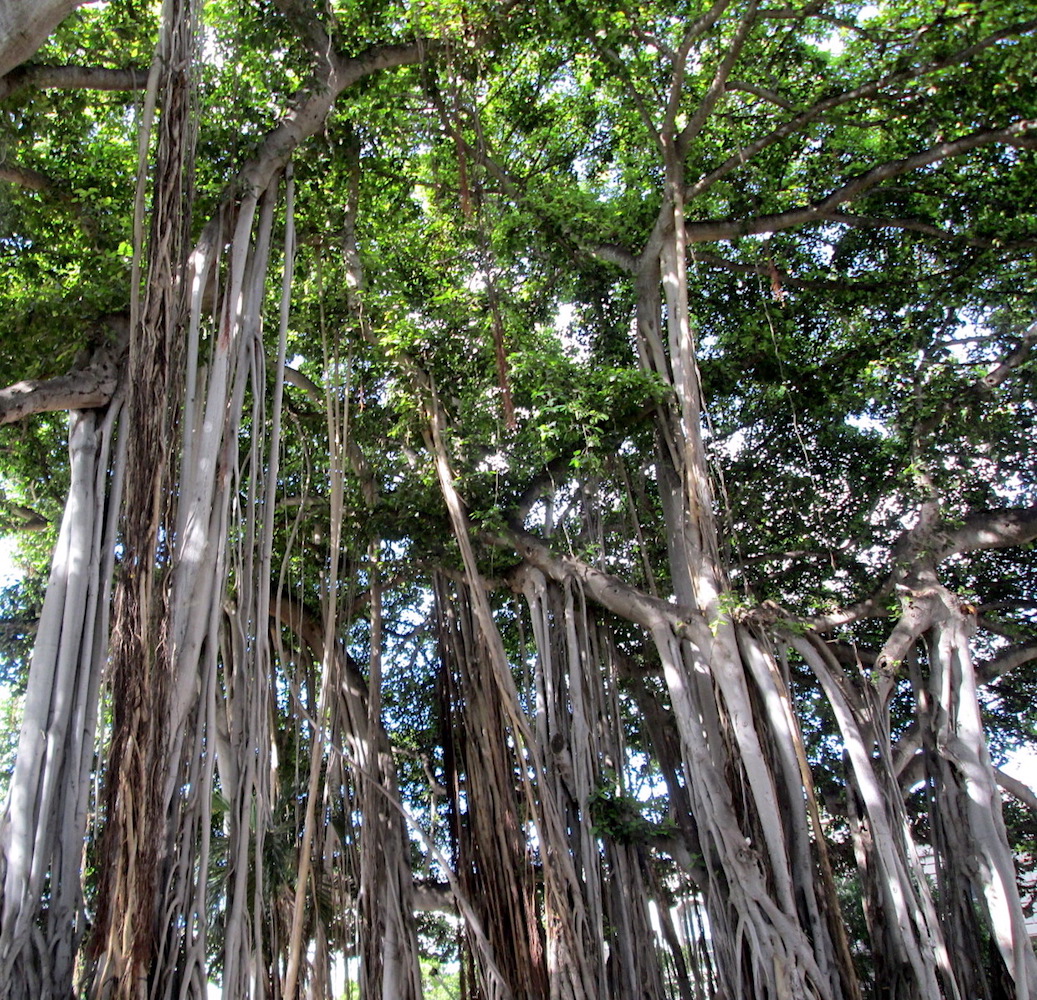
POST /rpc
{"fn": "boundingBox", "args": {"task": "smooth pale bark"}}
[0,334,124,425]
[218,191,279,999]
[0,0,80,79]
[789,633,953,1000]
[0,402,124,999]
[926,603,1037,999]
[624,131,853,996]
[2,31,436,994]
[219,171,294,1000]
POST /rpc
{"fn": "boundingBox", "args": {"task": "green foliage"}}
[421,960,462,1000]
[588,778,676,845]
[3,0,1037,992]
[0,687,23,803]
[0,575,44,690]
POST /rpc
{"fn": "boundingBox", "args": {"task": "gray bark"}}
[0,0,80,79]
[0,332,125,425]
[0,401,125,998]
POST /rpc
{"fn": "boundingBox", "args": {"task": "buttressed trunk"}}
[0,403,125,999]
[630,180,860,1000]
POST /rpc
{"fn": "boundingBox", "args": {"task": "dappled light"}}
[0,1,1036,999]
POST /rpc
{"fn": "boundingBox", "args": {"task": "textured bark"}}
[618,129,858,997]
[924,597,1037,999]
[436,573,548,1000]
[426,396,602,1000]
[0,330,125,425]
[89,0,195,983]
[517,567,673,1000]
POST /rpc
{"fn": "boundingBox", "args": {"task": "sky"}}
[0,534,19,587]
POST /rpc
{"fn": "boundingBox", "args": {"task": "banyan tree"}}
[0,0,1036,998]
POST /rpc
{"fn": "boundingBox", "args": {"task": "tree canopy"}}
[0,1,1035,998]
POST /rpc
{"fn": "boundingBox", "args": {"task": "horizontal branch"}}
[0,330,125,424]
[687,250,891,292]
[0,369,116,426]
[934,505,1037,560]
[0,163,57,192]
[0,63,148,101]
[798,588,893,632]
[807,505,1037,636]
[825,211,1004,248]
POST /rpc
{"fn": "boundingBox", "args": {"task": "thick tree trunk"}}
[0,403,125,999]
[628,186,858,998]
[922,590,1037,999]
[0,0,80,79]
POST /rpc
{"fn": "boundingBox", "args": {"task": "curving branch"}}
[198,40,430,251]
[683,120,1036,244]
[673,0,758,154]
[724,79,798,111]
[269,594,370,699]
[663,0,739,142]
[977,641,1037,685]
[502,525,712,650]
[271,0,336,70]
[801,588,894,632]
[0,331,125,425]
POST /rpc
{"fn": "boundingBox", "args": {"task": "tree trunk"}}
[623,157,860,999]
[0,0,80,78]
[0,402,125,998]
